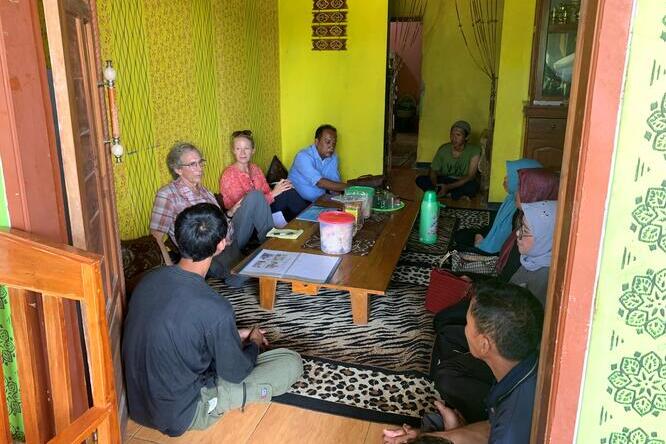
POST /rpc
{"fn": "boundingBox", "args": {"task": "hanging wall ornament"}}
[312,0,348,50]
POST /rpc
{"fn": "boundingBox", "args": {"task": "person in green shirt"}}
[416,120,481,200]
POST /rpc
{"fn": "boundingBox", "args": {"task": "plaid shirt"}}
[149,178,232,244]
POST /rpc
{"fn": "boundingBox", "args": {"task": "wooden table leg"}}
[350,290,369,324]
[292,281,320,295]
[259,277,277,310]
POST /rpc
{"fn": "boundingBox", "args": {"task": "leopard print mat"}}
[276,357,440,425]
[392,264,432,287]
[441,208,491,230]
[398,251,445,267]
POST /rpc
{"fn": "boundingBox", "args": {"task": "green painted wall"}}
[0,160,9,227]
[575,2,666,441]
[0,159,11,227]
[0,162,25,441]
[97,0,282,240]
[278,0,387,180]
[489,0,537,202]
[418,1,491,164]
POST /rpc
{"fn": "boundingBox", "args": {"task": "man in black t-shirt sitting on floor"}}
[123,203,303,437]
[383,280,544,444]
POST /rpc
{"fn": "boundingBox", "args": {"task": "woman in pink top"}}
[220,130,308,221]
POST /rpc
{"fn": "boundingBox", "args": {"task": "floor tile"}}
[247,403,369,444]
[132,402,270,443]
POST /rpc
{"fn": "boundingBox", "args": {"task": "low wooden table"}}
[234,200,419,324]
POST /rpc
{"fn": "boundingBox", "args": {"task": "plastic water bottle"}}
[419,190,438,244]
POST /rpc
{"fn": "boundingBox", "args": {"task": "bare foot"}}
[434,400,466,430]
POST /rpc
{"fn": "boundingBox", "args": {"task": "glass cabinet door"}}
[534,0,580,102]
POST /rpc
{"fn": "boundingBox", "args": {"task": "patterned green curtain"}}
[0,286,25,441]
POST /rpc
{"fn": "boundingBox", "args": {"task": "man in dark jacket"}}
[384,280,544,444]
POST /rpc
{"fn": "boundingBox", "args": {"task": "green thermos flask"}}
[419,190,438,244]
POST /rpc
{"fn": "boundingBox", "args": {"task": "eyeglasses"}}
[516,224,533,240]
[179,159,206,169]
[232,129,253,138]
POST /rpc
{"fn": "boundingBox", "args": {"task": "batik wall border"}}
[312,1,348,50]
[312,10,348,23]
[312,0,348,10]
[312,38,347,51]
[312,24,347,38]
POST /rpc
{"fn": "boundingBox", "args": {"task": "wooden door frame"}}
[532,0,634,442]
[0,0,89,440]
[2,0,636,441]
[42,0,128,432]
[0,0,68,239]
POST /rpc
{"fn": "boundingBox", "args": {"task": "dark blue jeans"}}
[415,175,479,200]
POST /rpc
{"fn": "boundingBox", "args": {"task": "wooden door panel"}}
[61,3,118,306]
[107,295,125,410]
[43,0,127,429]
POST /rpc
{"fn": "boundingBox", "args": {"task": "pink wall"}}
[390,21,422,104]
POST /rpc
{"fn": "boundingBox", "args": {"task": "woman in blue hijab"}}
[457,158,542,254]
[509,200,558,304]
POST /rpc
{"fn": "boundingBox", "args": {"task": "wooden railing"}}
[0,228,120,443]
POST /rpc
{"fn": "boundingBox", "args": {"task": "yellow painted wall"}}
[489,0,537,201]
[417,1,491,163]
[278,0,387,180]
[97,0,281,239]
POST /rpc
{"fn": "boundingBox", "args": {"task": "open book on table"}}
[238,249,341,283]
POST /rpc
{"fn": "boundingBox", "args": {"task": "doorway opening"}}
[385,17,423,173]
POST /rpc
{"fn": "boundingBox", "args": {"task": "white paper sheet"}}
[284,253,341,283]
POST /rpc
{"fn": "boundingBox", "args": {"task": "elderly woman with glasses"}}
[220,130,309,222]
[149,141,269,287]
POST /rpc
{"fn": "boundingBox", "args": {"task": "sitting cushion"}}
[266,155,289,184]
[121,235,165,294]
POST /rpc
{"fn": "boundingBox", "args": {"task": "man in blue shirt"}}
[289,124,349,201]
[383,280,544,444]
